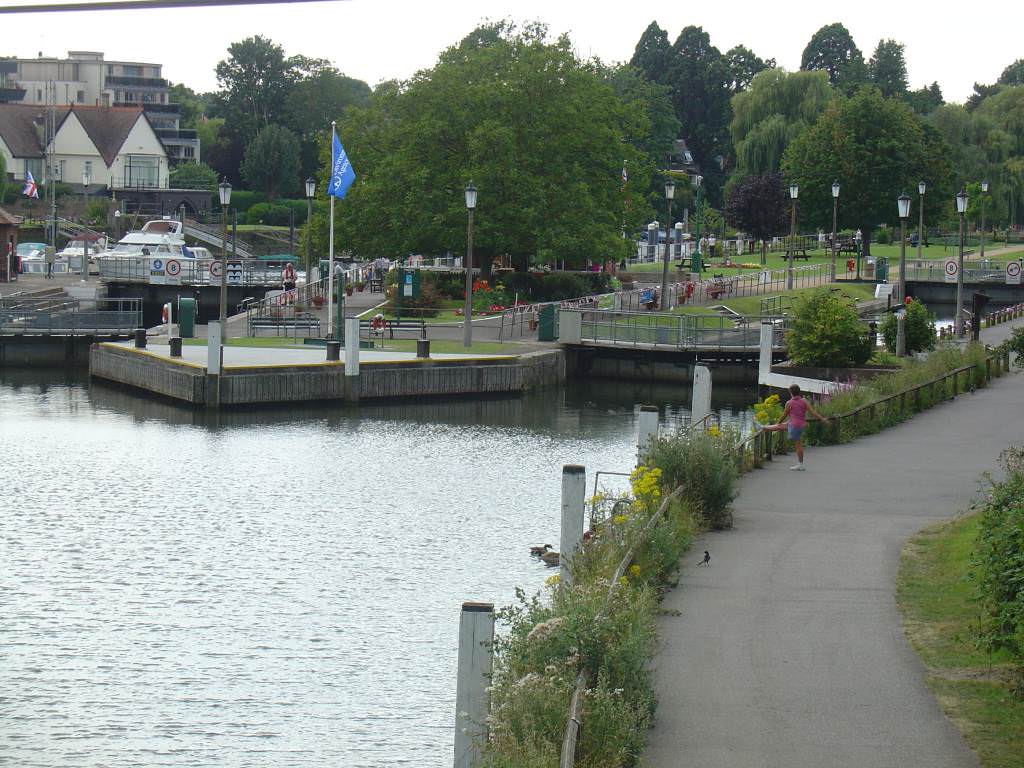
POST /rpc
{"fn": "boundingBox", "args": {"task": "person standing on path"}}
[763,383,829,470]
[44,245,55,279]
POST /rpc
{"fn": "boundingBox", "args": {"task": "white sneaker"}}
[790,464,805,471]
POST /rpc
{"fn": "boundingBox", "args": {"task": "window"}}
[683,151,693,163]
[84,160,92,181]
[26,159,43,182]
[36,89,42,100]
[123,155,159,187]
[182,146,195,159]
[76,90,85,103]
[57,160,65,180]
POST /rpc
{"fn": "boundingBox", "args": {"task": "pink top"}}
[788,396,808,428]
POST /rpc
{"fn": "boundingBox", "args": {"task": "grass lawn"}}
[898,513,1024,767]
[672,282,878,319]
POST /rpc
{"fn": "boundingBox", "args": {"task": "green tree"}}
[168,83,209,128]
[630,21,672,85]
[783,88,954,255]
[314,22,652,273]
[667,26,732,204]
[724,172,789,261]
[800,23,867,93]
[868,39,908,99]
[786,288,872,367]
[998,58,1024,86]
[214,36,295,145]
[906,82,944,115]
[729,68,833,178]
[240,124,300,200]
[881,299,936,354]
[0,153,6,201]
[725,45,775,93]
[169,161,218,191]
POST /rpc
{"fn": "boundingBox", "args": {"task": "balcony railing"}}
[106,75,167,88]
[155,129,198,141]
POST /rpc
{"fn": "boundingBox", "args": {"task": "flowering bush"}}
[752,393,783,427]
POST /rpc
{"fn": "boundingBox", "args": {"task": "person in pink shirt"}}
[763,384,829,471]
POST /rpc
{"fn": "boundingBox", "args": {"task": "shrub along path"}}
[644,321,1024,768]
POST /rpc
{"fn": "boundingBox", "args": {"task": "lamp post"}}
[463,181,477,348]
[787,183,798,289]
[955,188,968,336]
[980,179,989,260]
[218,179,232,335]
[660,177,675,311]
[831,180,840,280]
[897,192,911,309]
[692,175,703,275]
[114,209,121,242]
[304,176,315,274]
[80,167,91,282]
[917,180,926,262]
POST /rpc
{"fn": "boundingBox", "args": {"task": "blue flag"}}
[329,133,356,199]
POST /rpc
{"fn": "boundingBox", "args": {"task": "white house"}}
[0,103,169,191]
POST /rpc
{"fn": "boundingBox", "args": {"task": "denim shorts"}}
[788,425,804,441]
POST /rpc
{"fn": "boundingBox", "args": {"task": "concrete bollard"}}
[169,337,182,358]
[345,317,360,376]
[560,465,586,587]
[454,601,495,768]
[636,405,659,466]
[758,322,773,386]
[133,328,146,349]
[692,365,712,425]
[417,339,431,358]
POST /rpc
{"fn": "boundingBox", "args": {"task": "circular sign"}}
[165,259,181,277]
[944,260,959,276]
[209,261,224,278]
[151,258,164,271]
[1006,262,1021,278]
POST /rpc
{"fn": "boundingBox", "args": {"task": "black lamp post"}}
[80,167,91,282]
[917,180,926,262]
[787,183,798,289]
[897,192,911,309]
[463,181,477,348]
[980,179,989,260]
[304,176,315,274]
[955,188,968,336]
[660,177,675,310]
[692,174,704,274]
[831,180,840,279]
[218,179,232,333]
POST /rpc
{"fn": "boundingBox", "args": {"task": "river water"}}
[0,373,756,767]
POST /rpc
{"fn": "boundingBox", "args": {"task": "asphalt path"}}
[644,323,1024,768]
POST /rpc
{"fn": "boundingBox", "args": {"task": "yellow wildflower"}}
[545,573,561,587]
[629,564,641,578]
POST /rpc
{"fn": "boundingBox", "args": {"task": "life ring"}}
[370,315,387,332]
[161,304,169,324]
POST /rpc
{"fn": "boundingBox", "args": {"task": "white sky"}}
[3,0,1016,103]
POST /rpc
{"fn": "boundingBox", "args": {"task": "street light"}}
[692,174,704,274]
[304,177,315,274]
[917,180,926,262]
[787,183,799,289]
[955,188,968,336]
[897,191,911,318]
[114,209,121,242]
[660,177,675,311]
[218,179,232,339]
[463,181,477,348]
[831,180,840,279]
[81,167,91,282]
[980,179,989,260]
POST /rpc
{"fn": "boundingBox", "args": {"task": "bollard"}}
[326,340,341,361]
[454,601,495,768]
[636,405,659,466]
[691,365,712,425]
[345,317,361,377]
[417,339,430,358]
[560,465,586,587]
[169,337,182,358]
[133,328,146,349]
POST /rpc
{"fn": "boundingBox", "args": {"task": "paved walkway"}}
[645,322,1023,768]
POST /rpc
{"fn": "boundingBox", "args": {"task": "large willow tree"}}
[315,22,657,271]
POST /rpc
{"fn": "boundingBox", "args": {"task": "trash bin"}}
[178,297,197,338]
[876,257,889,282]
[538,304,556,341]
[864,258,876,279]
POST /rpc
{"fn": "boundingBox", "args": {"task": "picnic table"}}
[785,247,811,261]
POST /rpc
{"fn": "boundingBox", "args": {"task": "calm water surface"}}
[1,372,756,767]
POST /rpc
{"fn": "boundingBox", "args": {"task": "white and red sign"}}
[209,260,224,285]
[1006,260,1022,285]
[943,258,959,283]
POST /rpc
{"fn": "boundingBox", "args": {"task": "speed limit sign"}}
[1006,261,1022,285]
[943,258,959,283]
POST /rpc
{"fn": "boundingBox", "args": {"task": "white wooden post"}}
[345,317,360,376]
[165,302,174,338]
[207,320,221,375]
[691,365,712,427]
[560,465,586,587]
[637,405,659,466]
[454,601,494,768]
[759,321,773,386]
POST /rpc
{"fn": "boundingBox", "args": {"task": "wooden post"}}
[691,365,712,427]
[636,406,659,467]
[832,416,841,444]
[560,465,586,587]
[900,391,906,419]
[454,601,495,768]
[986,357,992,383]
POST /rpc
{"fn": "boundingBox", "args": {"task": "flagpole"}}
[328,121,336,339]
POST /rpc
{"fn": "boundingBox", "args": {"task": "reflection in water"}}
[0,370,757,767]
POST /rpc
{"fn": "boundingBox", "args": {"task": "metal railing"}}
[902,258,1016,282]
[243,275,330,337]
[98,255,285,286]
[0,297,142,335]
[572,309,788,350]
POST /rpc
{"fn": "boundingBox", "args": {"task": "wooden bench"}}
[359,318,427,340]
[707,279,734,299]
[248,313,322,336]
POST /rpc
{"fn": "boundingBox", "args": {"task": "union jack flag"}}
[22,171,39,199]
